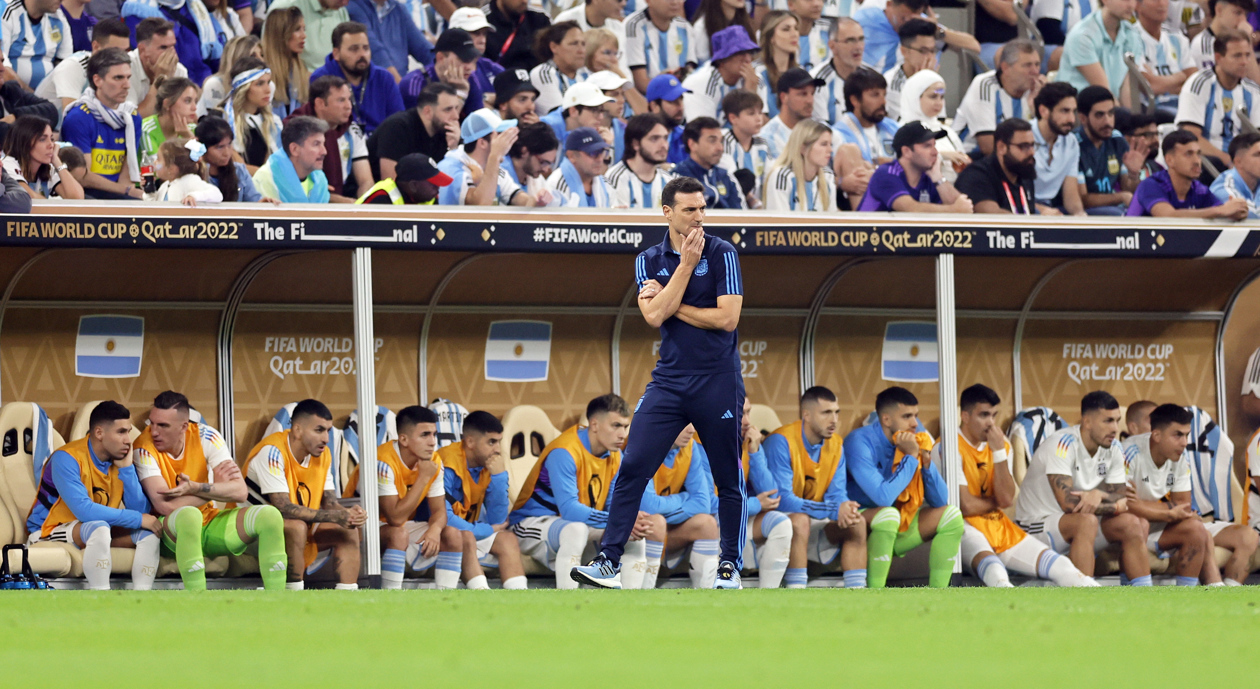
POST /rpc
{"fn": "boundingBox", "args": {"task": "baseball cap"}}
[461,107,517,143]
[645,73,689,102]
[710,25,759,63]
[561,82,614,110]
[891,121,947,156]
[448,7,494,33]
[776,68,825,94]
[435,28,481,63]
[494,68,540,101]
[395,153,453,186]
[565,127,611,155]
[587,70,629,92]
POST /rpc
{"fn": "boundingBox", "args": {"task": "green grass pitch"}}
[2,587,1259,688]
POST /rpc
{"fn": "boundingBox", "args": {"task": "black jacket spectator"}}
[0,168,33,213]
[0,81,60,143]
[483,0,551,73]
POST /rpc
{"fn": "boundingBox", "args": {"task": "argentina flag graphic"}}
[75,315,144,378]
[880,321,938,383]
[484,321,552,382]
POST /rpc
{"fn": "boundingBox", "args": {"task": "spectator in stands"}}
[121,0,215,88]
[764,118,836,211]
[35,17,130,111]
[61,0,96,53]
[152,138,222,205]
[287,75,373,202]
[606,112,674,208]
[1032,81,1086,215]
[1057,0,1145,100]
[1117,110,1164,179]
[833,67,897,202]
[140,75,198,159]
[484,0,551,73]
[788,0,828,71]
[1189,0,1259,77]
[761,67,823,160]
[63,48,143,199]
[1135,0,1198,123]
[973,0,1019,69]
[557,0,629,72]
[127,18,187,118]
[955,118,1039,214]
[1210,131,1260,217]
[673,115,744,208]
[0,166,32,212]
[198,35,260,117]
[368,81,460,180]
[202,0,248,45]
[855,0,977,73]
[0,63,59,142]
[269,0,351,72]
[438,107,533,206]
[1176,30,1260,174]
[252,115,332,202]
[530,21,590,115]
[1126,128,1249,217]
[541,81,612,158]
[691,0,755,65]
[752,11,799,120]
[719,88,770,205]
[646,73,687,163]
[2,115,85,199]
[625,0,697,94]
[898,70,968,179]
[812,17,866,126]
[401,28,483,118]
[882,18,936,122]
[546,125,614,206]
[58,144,86,186]
[494,68,541,124]
[1031,0,1086,70]
[587,31,648,123]
[682,25,757,122]
[357,151,452,203]
[588,69,631,158]
[502,121,559,202]
[953,38,1043,156]
[2,0,72,91]
[1073,85,1146,215]
[346,0,433,80]
[311,21,403,134]
[225,57,281,172]
[449,8,505,113]
[196,115,274,202]
[261,6,309,119]
[233,0,257,34]
[856,121,972,212]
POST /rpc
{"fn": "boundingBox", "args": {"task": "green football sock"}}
[866,508,900,589]
[170,506,208,592]
[928,505,964,588]
[241,505,288,591]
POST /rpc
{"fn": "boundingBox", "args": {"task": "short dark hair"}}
[1164,127,1198,156]
[586,394,631,420]
[876,386,918,415]
[153,391,190,414]
[332,21,367,51]
[898,18,936,44]
[92,18,130,44]
[534,20,580,62]
[960,384,1001,412]
[1148,403,1193,431]
[310,75,348,105]
[623,113,668,161]
[800,386,837,410]
[417,82,458,110]
[721,89,762,124]
[1034,81,1077,116]
[396,405,439,433]
[89,401,130,430]
[135,17,174,44]
[682,116,722,153]
[1216,28,1254,56]
[1116,110,1156,136]
[1229,131,1260,158]
[889,0,930,10]
[87,48,130,90]
[510,121,560,158]
[1210,0,1257,18]
[1075,85,1115,116]
[994,117,1032,145]
[662,176,704,207]
[1080,390,1119,416]
[292,399,333,423]
[843,67,886,113]
[463,410,503,436]
[282,115,328,155]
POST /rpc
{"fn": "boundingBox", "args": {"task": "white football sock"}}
[976,554,1013,588]
[757,513,791,589]
[464,574,489,590]
[502,575,528,590]
[1225,578,1243,587]
[334,583,358,590]
[81,522,112,591]
[130,530,160,591]
[381,548,405,590]
[555,521,589,590]
[641,540,663,590]
[621,539,647,589]
[1041,550,1100,587]
[285,581,304,590]
[689,539,720,589]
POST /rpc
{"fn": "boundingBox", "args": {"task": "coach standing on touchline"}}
[572,175,748,590]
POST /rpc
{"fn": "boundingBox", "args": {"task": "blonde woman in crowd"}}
[199,35,261,117]
[763,119,837,211]
[261,6,309,119]
[754,11,799,119]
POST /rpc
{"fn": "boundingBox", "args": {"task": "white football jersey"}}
[1122,433,1192,502]
[1015,425,1127,522]
[1245,429,1260,533]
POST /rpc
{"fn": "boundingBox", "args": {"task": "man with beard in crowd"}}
[311,22,404,134]
[955,119,1046,214]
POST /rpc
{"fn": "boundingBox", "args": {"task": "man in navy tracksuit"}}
[572,176,747,589]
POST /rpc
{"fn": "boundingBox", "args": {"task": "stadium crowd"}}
[0,0,1255,217]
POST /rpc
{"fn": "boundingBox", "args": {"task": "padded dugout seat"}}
[500,406,560,578]
[747,405,782,438]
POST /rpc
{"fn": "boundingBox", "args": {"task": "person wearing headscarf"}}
[898,69,970,181]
